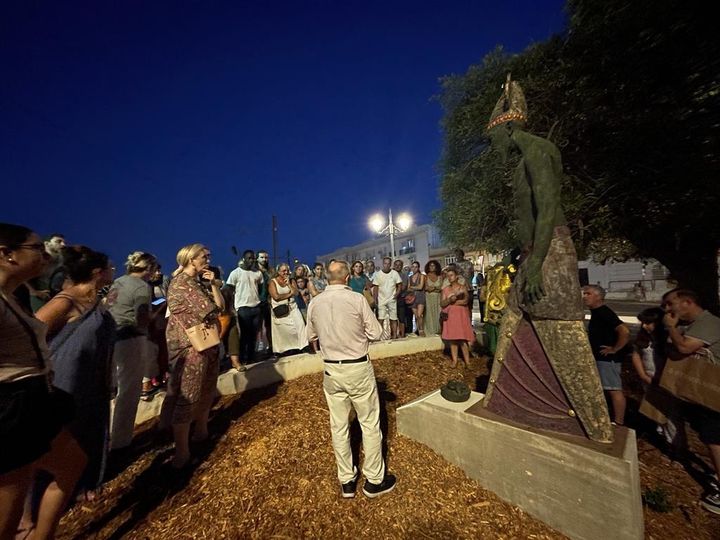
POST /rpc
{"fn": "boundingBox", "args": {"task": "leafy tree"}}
[436,0,720,311]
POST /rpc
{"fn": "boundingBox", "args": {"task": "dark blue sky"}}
[1,0,566,275]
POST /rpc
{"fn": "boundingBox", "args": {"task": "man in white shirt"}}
[372,257,402,339]
[307,260,397,499]
[224,250,263,364]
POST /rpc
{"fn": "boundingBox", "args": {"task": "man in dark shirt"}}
[583,285,630,425]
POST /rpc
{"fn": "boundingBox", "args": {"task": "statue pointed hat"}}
[486,73,528,131]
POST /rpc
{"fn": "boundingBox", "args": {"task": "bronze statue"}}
[479,75,613,443]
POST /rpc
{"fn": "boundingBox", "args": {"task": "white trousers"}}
[110,335,149,450]
[322,360,385,484]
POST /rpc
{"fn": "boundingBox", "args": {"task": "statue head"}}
[486,74,528,162]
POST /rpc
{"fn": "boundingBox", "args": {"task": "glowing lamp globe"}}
[369,214,385,233]
[396,213,412,231]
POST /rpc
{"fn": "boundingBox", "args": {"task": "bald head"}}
[327,260,350,284]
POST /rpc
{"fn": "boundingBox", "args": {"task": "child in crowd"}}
[295,277,310,321]
[632,307,678,444]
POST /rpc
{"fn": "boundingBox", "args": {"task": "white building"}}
[317,224,453,268]
[579,259,671,301]
[316,223,496,272]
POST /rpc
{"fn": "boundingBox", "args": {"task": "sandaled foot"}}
[15,526,35,540]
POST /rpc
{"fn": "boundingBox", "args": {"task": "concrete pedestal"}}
[397,390,643,540]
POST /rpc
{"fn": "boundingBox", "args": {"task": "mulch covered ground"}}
[56,350,718,539]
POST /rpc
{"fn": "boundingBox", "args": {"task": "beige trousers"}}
[322,360,385,484]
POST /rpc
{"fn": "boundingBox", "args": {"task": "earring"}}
[7,257,13,262]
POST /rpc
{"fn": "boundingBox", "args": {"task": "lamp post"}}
[368,209,412,259]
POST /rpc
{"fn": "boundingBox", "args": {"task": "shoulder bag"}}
[659,349,720,413]
[271,278,291,318]
[273,303,290,318]
[185,320,220,352]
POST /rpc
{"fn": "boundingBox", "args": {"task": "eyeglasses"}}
[15,243,46,253]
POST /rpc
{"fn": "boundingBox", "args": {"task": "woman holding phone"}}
[163,244,224,468]
[106,251,159,451]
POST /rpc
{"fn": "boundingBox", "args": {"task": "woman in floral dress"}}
[163,244,224,468]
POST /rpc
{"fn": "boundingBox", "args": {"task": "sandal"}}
[140,387,158,401]
[15,526,35,540]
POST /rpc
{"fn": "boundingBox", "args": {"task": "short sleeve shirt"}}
[373,270,402,303]
[106,275,152,334]
[588,304,624,362]
[227,267,262,309]
[685,310,720,363]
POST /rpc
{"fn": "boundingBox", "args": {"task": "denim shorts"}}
[596,360,623,390]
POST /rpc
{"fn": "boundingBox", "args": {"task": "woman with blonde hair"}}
[106,250,158,450]
[162,244,224,468]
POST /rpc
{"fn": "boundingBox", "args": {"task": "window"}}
[399,239,415,255]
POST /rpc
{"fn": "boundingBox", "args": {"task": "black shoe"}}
[362,474,396,498]
[341,478,357,499]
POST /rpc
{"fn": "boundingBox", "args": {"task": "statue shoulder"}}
[515,130,561,158]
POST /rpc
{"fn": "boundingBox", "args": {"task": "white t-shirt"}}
[227,267,263,309]
[373,269,402,303]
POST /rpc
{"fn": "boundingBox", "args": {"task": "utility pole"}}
[272,215,278,269]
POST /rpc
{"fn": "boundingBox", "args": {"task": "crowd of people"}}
[0,225,483,538]
[582,284,720,515]
[2,221,719,539]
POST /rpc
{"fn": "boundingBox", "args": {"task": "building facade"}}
[317,224,673,300]
[319,224,466,268]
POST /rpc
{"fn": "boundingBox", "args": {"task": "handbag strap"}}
[0,290,51,387]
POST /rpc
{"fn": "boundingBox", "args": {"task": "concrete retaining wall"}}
[133,334,453,425]
[397,390,643,540]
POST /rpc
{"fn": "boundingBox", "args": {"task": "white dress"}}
[270,279,309,354]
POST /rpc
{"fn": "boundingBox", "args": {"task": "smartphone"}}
[151,297,166,306]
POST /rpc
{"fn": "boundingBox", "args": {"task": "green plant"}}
[642,486,674,513]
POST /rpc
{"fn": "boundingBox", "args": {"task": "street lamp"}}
[368,209,413,259]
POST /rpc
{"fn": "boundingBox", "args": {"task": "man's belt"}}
[324,355,368,365]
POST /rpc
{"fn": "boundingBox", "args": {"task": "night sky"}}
[1,0,566,275]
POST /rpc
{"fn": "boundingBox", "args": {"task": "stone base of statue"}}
[397,389,643,540]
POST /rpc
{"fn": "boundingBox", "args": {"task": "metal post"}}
[272,215,278,268]
[388,208,395,259]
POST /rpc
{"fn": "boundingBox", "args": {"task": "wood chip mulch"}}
[56,350,718,539]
